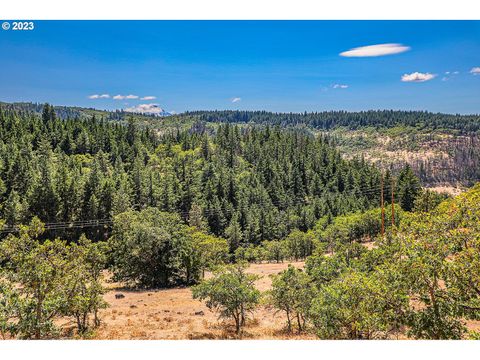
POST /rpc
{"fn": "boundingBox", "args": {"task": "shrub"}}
[0,218,107,339]
[192,262,260,334]
[284,230,315,260]
[262,240,287,263]
[108,208,197,287]
[269,265,314,333]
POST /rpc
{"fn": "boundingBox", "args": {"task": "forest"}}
[0,103,478,340]
[184,110,480,133]
[0,103,424,242]
[4,102,479,188]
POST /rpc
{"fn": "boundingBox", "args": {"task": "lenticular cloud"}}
[340,43,410,57]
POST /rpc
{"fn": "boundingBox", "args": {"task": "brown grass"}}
[92,260,480,340]
[94,261,315,340]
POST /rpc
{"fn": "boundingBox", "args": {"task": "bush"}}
[190,230,229,278]
[234,245,263,263]
[269,265,314,333]
[0,218,107,339]
[262,240,287,263]
[284,230,315,260]
[64,236,108,334]
[192,262,261,334]
[308,270,406,339]
[108,208,198,287]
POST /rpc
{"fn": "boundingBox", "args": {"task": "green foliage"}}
[413,189,448,213]
[269,265,314,333]
[64,236,108,334]
[108,208,198,287]
[234,245,263,263]
[0,104,388,245]
[262,240,288,263]
[0,218,107,339]
[188,109,480,134]
[284,230,315,261]
[305,252,347,285]
[309,269,407,339]
[397,164,421,212]
[190,229,230,277]
[0,280,18,339]
[314,206,403,253]
[397,185,480,338]
[298,184,480,339]
[192,262,261,334]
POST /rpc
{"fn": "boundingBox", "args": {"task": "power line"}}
[0,183,387,234]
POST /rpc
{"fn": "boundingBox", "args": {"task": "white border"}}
[1,0,480,20]
[1,340,480,360]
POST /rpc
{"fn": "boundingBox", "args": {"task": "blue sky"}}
[1,21,479,114]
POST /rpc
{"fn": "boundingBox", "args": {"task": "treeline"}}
[0,103,421,245]
[184,110,480,134]
[0,102,89,121]
[0,102,164,123]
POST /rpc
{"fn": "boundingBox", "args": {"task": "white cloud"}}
[113,94,139,100]
[470,67,480,75]
[332,84,349,89]
[401,72,436,83]
[141,96,156,100]
[231,97,242,103]
[340,43,410,57]
[88,94,110,99]
[124,103,166,115]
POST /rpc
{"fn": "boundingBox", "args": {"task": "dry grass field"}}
[91,258,480,340]
[94,261,315,340]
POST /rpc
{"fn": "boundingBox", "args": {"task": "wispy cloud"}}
[88,94,110,99]
[332,84,349,89]
[470,67,480,75]
[141,96,156,100]
[442,71,460,81]
[124,103,166,115]
[231,97,242,103]
[113,94,139,100]
[401,72,436,83]
[340,43,410,57]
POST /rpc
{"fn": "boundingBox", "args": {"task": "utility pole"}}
[391,176,395,229]
[381,172,385,237]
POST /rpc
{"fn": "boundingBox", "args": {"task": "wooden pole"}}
[381,173,385,237]
[391,176,395,228]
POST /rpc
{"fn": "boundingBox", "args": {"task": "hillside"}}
[177,110,480,191]
[2,102,479,192]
